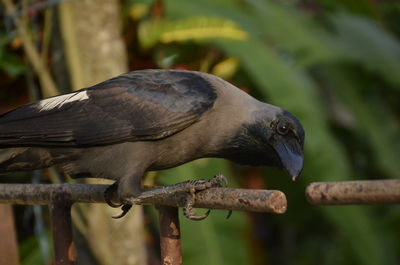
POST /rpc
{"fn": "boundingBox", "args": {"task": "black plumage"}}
[0,70,216,146]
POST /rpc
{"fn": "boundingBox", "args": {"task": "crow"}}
[0,69,304,219]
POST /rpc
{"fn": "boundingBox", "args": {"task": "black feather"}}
[0,70,217,147]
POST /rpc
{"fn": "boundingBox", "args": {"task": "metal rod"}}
[0,184,287,214]
[49,200,75,265]
[158,206,182,265]
[306,179,400,205]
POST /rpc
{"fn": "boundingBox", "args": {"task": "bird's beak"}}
[273,138,303,181]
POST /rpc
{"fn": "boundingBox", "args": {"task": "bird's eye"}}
[277,121,290,135]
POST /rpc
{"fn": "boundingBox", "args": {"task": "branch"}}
[306,179,400,205]
[0,183,287,214]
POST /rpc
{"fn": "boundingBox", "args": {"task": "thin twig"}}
[41,7,53,63]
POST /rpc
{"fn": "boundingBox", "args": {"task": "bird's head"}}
[222,107,305,181]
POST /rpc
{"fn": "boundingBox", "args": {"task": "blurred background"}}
[1,0,400,264]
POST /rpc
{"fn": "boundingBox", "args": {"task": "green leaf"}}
[138,16,248,49]
[165,0,261,36]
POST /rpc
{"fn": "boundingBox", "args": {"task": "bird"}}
[0,69,304,219]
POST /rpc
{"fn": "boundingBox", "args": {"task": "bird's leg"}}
[135,174,228,221]
[183,188,211,221]
[105,174,228,220]
[104,175,143,219]
[104,181,133,218]
[180,175,227,220]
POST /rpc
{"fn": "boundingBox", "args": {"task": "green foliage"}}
[137,0,400,264]
[331,13,400,86]
[19,230,51,265]
[246,0,337,67]
[3,0,399,264]
[216,37,382,265]
[0,35,26,77]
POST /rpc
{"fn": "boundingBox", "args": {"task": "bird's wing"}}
[0,70,217,146]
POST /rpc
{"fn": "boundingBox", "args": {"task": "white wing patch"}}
[37,91,89,111]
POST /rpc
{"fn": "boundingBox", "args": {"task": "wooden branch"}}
[0,183,287,214]
[306,179,400,205]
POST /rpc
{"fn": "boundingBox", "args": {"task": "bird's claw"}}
[105,182,133,218]
[183,190,210,221]
[104,182,122,208]
[182,174,228,221]
[112,204,133,219]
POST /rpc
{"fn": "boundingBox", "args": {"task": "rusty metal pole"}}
[158,206,182,265]
[49,200,75,265]
[0,204,20,265]
[0,183,288,265]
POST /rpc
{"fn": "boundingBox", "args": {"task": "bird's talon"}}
[179,174,229,221]
[182,188,212,220]
[106,199,122,208]
[221,175,229,187]
[187,209,211,221]
[111,204,132,219]
[183,198,210,221]
[213,174,228,187]
[104,183,122,208]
